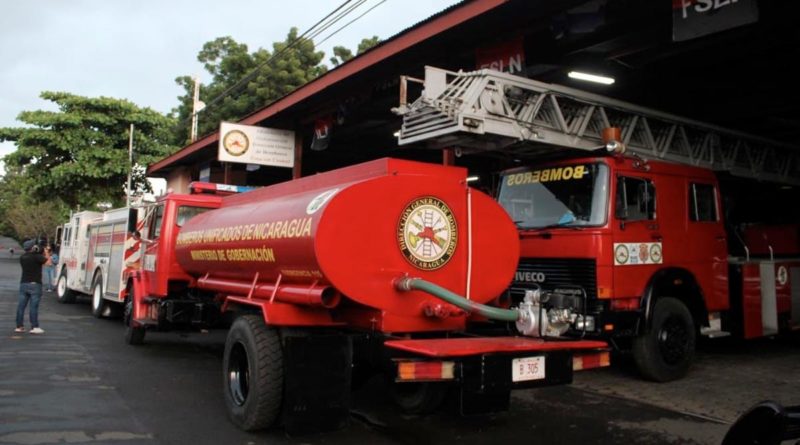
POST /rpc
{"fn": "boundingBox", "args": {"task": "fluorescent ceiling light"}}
[568,71,615,85]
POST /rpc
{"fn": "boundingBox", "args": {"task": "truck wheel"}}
[91,276,108,318]
[56,272,76,304]
[123,296,145,345]
[223,315,283,431]
[390,382,448,414]
[633,297,696,382]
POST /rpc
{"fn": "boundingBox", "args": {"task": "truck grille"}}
[509,258,597,301]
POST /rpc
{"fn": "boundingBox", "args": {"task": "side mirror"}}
[127,208,138,234]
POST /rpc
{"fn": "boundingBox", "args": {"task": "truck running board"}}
[700,328,732,338]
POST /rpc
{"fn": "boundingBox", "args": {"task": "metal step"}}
[700,328,731,338]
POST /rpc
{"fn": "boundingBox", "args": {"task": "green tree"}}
[329,46,353,67]
[0,92,177,209]
[173,28,327,144]
[0,169,66,240]
[356,36,381,54]
[329,36,381,66]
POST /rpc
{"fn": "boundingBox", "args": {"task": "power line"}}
[192,0,361,118]
[188,0,386,129]
[314,0,387,48]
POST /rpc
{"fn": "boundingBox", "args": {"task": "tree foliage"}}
[329,36,381,67]
[0,92,177,209]
[0,170,66,240]
[3,198,65,242]
[173,31,382,143]
[173,28,327,144]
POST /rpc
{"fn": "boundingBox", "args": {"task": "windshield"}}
[498,163,609,229]
[177,205,211,227]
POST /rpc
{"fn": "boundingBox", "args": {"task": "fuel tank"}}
[175,158,519,316]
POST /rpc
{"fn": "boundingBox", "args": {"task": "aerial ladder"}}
[392,66,800,185]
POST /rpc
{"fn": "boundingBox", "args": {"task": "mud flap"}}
[282,332,353,435]
[458,350,573,416]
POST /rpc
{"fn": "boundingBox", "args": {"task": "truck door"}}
[85,225,100,287]
[686,182,728,309]
[612,174,662,298]
[142,203,164,293]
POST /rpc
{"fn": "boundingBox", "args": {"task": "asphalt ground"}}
[1,236,798,444]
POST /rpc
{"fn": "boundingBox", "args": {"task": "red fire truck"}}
[75,158,607,432]
[393,67,800,382]
[497,156,799,382]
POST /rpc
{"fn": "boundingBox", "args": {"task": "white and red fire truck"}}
[56,207,142,317]
[394,66,800,382]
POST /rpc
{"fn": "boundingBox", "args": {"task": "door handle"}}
[651,233,663,242]
[715,236,726,241]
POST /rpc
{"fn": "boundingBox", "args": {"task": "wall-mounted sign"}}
[476,36,525,74]
[218,122,295,168]
[673,0,759,42]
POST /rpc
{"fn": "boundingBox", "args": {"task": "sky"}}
[0,0,462,168]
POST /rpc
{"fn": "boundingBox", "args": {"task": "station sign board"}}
[218,122,295,168]
[673,0,759,42]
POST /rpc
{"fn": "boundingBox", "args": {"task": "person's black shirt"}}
[20,251,46,283]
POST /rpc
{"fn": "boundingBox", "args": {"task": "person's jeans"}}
[17,282,42,328]
[43,265,55,290]
[42,266,56,291]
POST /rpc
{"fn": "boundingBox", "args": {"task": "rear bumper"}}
[385,336,609,390]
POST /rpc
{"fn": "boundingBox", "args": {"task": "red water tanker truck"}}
[121,158,608,432]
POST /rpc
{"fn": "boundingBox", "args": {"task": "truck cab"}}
[497,155,728,381]
[136,194,221,296]
[124,184,248,343]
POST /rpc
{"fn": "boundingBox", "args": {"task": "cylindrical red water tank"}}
[174,158,519,316]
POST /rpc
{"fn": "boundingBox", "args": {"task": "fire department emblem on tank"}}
[222,129,250,156]
[397,197,457,270]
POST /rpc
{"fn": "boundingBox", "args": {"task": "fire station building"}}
[147,0,799,222]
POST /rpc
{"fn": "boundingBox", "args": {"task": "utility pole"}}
[126,124,134,207]
[190,76,205,143]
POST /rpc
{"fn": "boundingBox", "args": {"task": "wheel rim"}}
[228,342,250,407]
[93,283,102,310]
[57,276,66,297]
[657,314,690,365]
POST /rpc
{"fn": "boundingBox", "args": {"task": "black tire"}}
[91,275,108,318]
[123,295,145,345]
[389,382,448,415]
[106,302,124,319]
[223,315,283,431]
[56,272,76,304]
[633,297,696,382]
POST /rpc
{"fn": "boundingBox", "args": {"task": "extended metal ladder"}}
[393,66,800,185]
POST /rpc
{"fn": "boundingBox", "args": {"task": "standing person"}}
[15,240,47,334]
[42,245,56,292]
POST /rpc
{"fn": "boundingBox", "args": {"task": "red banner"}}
[476,36,525,74]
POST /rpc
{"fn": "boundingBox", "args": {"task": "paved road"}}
[1,239,797,444]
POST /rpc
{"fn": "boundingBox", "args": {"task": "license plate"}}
[512,356,545,382]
